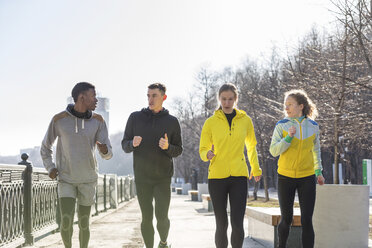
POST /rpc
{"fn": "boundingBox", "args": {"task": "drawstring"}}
[75,118,78,133]
[75,117,84,133]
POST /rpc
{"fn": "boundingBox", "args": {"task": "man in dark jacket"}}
[122,83,183,248]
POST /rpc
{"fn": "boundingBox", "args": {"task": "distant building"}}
[20,147,37,155]
[67,96,110,130]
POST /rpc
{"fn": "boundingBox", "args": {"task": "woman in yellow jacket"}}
[270,90,325,248]
[199,83,262,248]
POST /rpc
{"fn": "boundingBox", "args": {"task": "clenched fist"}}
[288,126,296,137]
[207,145,215,160]
[49,168,58,179]
[96,141,108,154]
[133,136,142,147]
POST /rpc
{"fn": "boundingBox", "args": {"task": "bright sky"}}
[0,0,336,156]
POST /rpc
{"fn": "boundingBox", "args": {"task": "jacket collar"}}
[214,108,246,119]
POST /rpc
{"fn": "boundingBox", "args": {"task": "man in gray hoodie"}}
[41,82,112,248]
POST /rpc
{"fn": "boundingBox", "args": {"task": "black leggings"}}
[277,174,316,248]
[136,181,171,248]
[208,176,247,248]
[59,197,92,248]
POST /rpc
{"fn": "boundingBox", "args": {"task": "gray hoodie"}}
[41,105,112,183]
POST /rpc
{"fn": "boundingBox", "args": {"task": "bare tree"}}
[283,23,371,184]
[332,0,372,75]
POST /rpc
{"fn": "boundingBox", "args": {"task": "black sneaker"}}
[158,241,171,248]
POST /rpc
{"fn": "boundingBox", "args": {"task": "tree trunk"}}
[333,122,340,184]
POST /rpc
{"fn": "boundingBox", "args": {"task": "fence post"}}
[94,184,98,215]
[19,153,34,246]
[109,174,118,209]
[120,177,123,202]
[130,177,135,198]
[103,174,107,211]
[124,176,129,201]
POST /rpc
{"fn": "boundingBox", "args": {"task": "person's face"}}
[81,88,98,111]
[219,90,237,113]
[284,96,303,118]
[147,88,165,112]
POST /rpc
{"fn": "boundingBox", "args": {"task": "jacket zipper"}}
[295,119,303,178]
[222,112,236,176]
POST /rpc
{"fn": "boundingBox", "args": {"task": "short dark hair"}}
[71,82,95,102]
[148,83,166,95]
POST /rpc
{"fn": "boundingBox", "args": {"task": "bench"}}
[245,207,302,248]
[176,187,182,195]
[182,183,191,195]
[188,190,199,201]
[202,194,213,212]
[197,183,209,202]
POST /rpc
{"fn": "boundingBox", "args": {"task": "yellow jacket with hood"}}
[199,108,262,179]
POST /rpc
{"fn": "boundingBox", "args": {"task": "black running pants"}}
[136,181,171,248]
[277,174,316,248]
[208,176,247,248]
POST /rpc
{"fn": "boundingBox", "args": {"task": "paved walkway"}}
[33,199,143,248]
[32,192,264,248]
[32,189,372,247]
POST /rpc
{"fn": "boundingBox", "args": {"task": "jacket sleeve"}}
[164,118,183,158]
[245,118,262,177]
[269,123,291,157]
[121,113,136,153]
[199,119,213,162]
[312,125,323,171]
[96,120,113,160]
[40,118,57,173]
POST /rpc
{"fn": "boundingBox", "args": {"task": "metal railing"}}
[0,154,135,248]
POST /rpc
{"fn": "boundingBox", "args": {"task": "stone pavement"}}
[32,192,264,248]
[32,199,143,248]
[161,194,264,248]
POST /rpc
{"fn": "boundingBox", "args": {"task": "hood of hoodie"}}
[66,104,93,119]
[141,107,169,118]
[66,104,93,133]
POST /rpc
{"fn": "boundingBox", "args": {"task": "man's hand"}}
[317,175,325,185]
[49,168,58,179]
[288,126,296,137]
[207,145,215,160]
[96,141,108,154]
[133,136,143,147]
[159,133,169,150]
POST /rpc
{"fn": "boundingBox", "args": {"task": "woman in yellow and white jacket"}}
[199,83,262,248]
[270,89,325,248]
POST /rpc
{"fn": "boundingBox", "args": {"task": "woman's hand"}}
[288,126,296,137]
[254,175,262,182]
[317,175,325,185]
[250,174,262,182]
[207,145,215,160]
